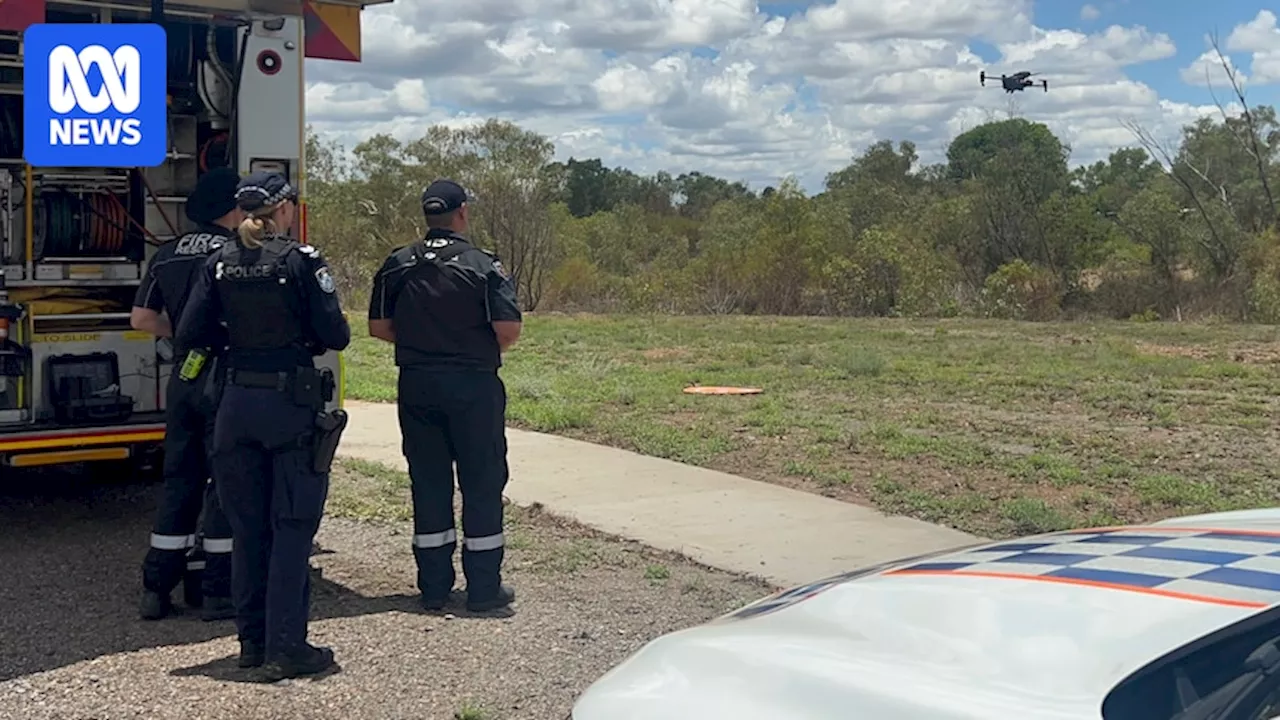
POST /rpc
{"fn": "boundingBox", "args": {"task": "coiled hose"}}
[42,192,79,256]
[39,190,135,256]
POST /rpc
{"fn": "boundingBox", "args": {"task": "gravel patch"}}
[0,463,773,719]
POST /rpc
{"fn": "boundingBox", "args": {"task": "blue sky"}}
[308,0,1280,189]
[1045,0,1278,107]
[748,0,1279,109]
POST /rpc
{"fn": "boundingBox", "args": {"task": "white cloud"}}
[1179,50,1247,88]
[1080,4,1100,21]
[303,0,1240,192]
[1226,10,1280,84]
[997,25,1176,76]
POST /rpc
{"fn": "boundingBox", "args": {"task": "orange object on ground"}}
[683,386,763,395]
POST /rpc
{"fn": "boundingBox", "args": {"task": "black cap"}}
[234,171,298,212]
[185,167,240,224]
[420,179,469,215]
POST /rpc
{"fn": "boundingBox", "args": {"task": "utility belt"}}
[227,365,334,410]
[228,365,347,474]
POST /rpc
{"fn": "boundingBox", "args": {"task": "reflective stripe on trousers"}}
[150,533,195,551]
[464,532,504,552]
[202,537,234,553]
[412,529,457,549]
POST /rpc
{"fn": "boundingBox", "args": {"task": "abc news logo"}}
[47,44,143,147]
[23,24,167,168]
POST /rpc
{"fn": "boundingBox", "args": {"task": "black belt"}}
[228,369,294,391]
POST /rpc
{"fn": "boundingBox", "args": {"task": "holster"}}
[311,408,349,474]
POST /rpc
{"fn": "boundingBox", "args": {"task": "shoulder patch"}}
[297,244,320,258]
[492,259,510,280]
[314,266,336,294]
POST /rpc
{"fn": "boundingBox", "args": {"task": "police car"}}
[570,508,1280,720]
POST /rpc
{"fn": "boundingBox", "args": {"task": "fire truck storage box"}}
[29,331,159,421]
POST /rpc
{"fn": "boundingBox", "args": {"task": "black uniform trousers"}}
[211,381,328,658]
[397,366,509,604]
[143,369,233,600]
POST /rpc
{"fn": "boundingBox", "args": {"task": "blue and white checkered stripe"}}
[235,181,295,208]
[897,529,1280,606]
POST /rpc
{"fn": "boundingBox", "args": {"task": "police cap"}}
[185,167,240,224]
[235,171,298,212]
[420,179,470,216]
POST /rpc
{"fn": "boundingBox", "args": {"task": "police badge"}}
[314,266,336,293]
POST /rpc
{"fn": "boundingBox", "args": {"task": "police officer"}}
[175,171,350,678]
[132,167,241,622]
[367,179,522,613]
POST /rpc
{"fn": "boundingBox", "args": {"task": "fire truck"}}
[0,0,383,473]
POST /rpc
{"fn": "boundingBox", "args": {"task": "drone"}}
[980,70,1048,93]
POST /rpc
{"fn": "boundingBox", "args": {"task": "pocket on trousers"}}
[276,450,331,520]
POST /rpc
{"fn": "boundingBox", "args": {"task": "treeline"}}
[306,103,1280,321]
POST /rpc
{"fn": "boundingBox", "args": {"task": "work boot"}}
[238,641,265,669]
[466,584,516,613]
[139,590,172,620]
[264,644,335,681]
[201,596,236,622]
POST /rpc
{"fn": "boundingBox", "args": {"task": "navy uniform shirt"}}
[176,238,351,372]
[369,229,521,370]
[133,223,234,353]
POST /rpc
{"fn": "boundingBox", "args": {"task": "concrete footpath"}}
[337,400,979,588]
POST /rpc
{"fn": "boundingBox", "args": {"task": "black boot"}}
[139,590,172,620]
[466,584,515,612]
[264,644,335,680]
[201,596,236,622]
[238,641,265,669]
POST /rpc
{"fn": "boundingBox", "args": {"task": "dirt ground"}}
[0,466,771,720]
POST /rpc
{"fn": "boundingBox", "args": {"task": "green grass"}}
[326,457,413,522]
[343,314,1280,538]
[644,564,671,584]
[455,702,489,720]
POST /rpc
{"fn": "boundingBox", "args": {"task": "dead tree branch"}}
[1123,118,1231,274]
[1208,31,1277,225]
